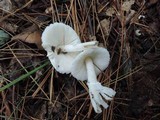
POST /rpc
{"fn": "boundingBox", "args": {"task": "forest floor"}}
[0,0,160,120]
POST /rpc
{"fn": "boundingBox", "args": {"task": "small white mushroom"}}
[71,47,116,113]
[41,22,81,73]
[138,15,145,19]
[41,22,81,56]
[135,29,141,36]
[41,22,98,74]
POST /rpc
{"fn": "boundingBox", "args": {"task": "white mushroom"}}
[71,47,116,113]
[41,22,98,74]
[135,29,141,36]
[41,22,81,73]
[41,22,81,56]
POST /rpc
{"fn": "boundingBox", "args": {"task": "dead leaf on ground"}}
[14,0,33,8]
[34,102,47,119]
[0,21,18,33]
[45,6,52,14]
[106,7,116,17]
[0,0,12,12]
[97,19,110,37]
[126,10,136,24]
[146,0,158,8]
[11,25,42,49]
[122,0,135,12]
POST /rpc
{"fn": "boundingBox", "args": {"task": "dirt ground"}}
[0,0,160,120]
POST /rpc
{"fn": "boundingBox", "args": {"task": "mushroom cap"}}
[48,52,78,74]
[41,22,81,50]
[41,22,81,74]
[71,47,110,81]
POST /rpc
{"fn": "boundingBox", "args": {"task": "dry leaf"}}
[106,7,116,17]
[89,35,96,41]
[126,9,136,23]
[0,21,18,33]
[0,0,12,11]
[146,0,158,7]
[12,25,42,49]
[45,7,52,14]
[122,0,135,12]
[14,0,33,8]
[97,19,110,37]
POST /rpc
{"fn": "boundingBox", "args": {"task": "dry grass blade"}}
[32,68,52,98]
[49,68,54,103]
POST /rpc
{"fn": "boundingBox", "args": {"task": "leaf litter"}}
[0,0,160,120]
[11,24,42,49]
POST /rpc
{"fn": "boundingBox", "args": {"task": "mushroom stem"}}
[85,57,116,113]
[80,41,98,47]
[60,41,98,53]
[85,57,97,83]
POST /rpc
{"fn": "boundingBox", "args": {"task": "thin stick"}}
[49,68,54,103]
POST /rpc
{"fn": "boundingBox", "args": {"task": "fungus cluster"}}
[42,22,116,113]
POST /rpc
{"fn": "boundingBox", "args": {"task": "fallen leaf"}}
[122,0,135,12]
[126,9,136,24]
[0,21,18,33]
[0,0,12,12]
[11,25,42,49]
[97,19,110,37]
[106,7,116,17]
[45,7,52,14]
[14,0,33,8]
[146,0,158,8]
